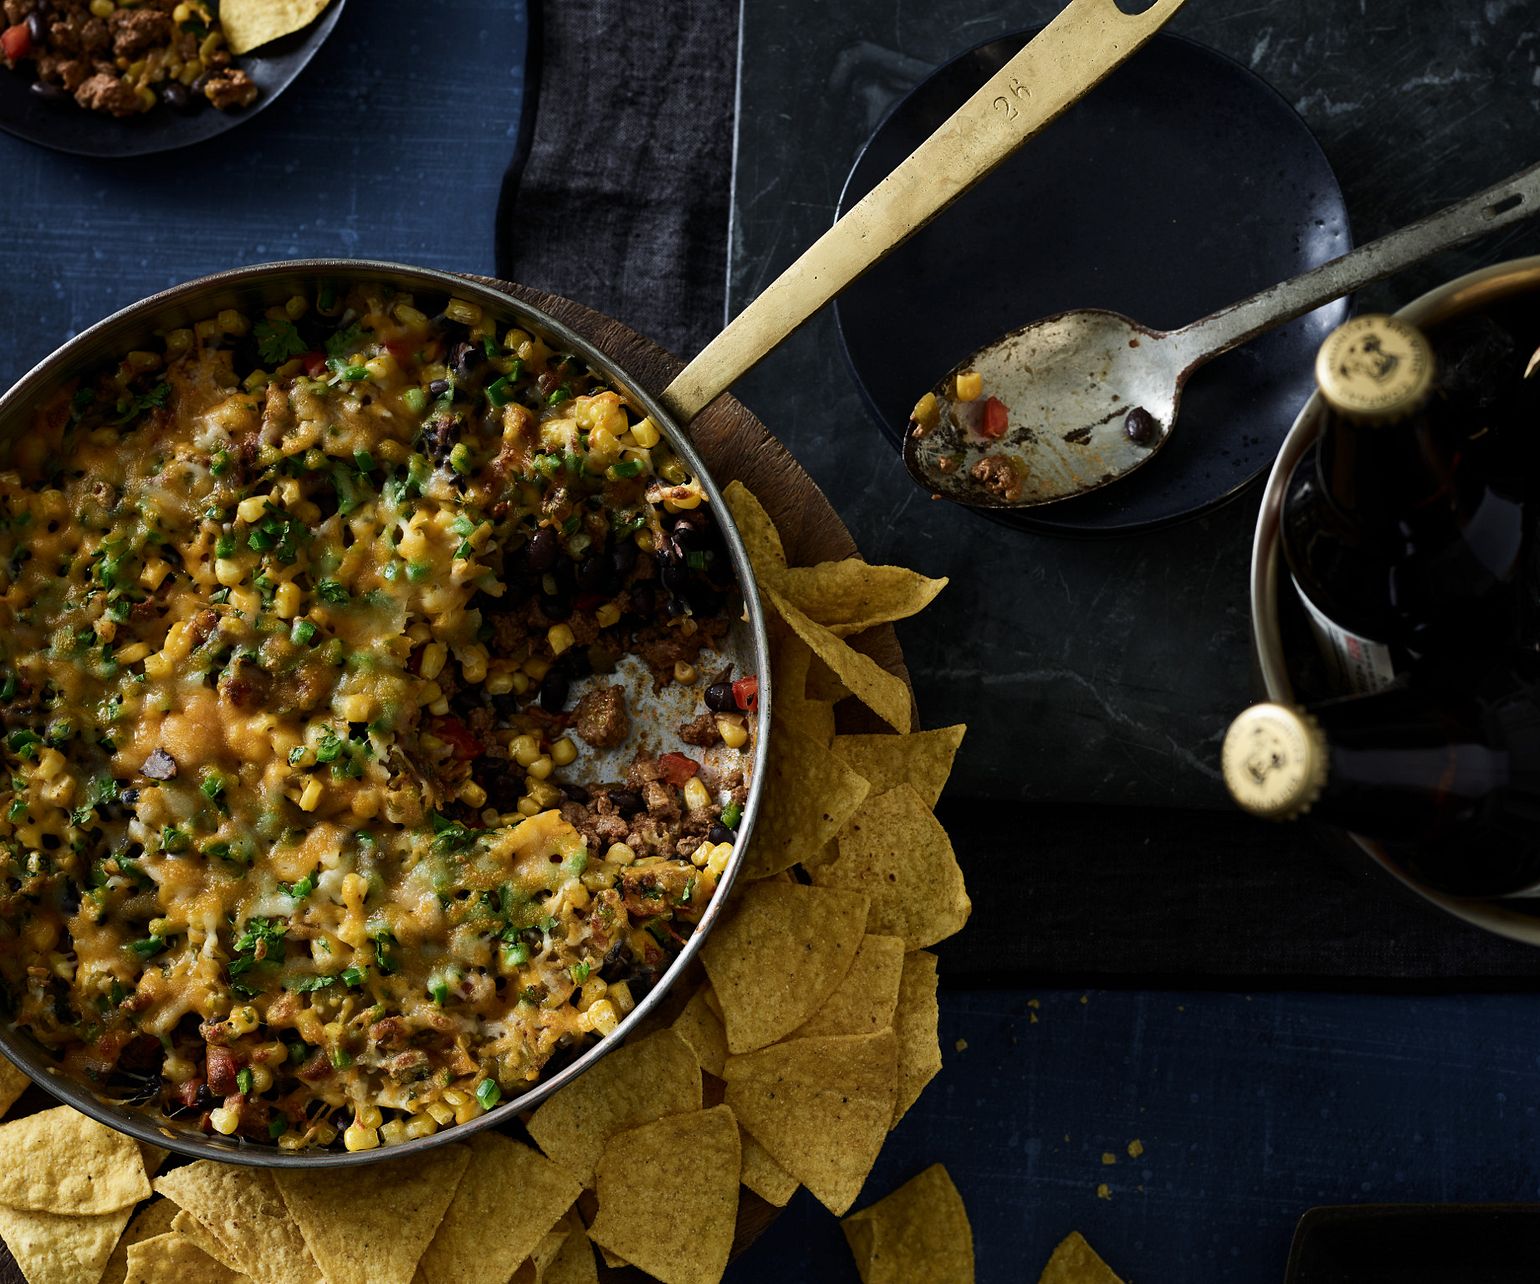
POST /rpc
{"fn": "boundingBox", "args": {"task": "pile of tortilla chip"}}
[0,481,977,1284]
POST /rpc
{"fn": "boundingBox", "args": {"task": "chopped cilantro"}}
[254,318,308,366]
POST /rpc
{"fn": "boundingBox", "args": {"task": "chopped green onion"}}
[546,387,572,406]
[128,935,166,958]
[569,961,591,984]
[209,449,231,477]
[341,364,369,382]
[608,458,644,479]
[501,940,530,969]
[290,618,317,646]
[476,1077,501,1110]
[720,800,742,830]
[341,965,365,987]
[406,560,432,583]
[448,442,472,475]
[354,448,375,472]
[485,376,513,407]
[402,386,428,414]
[215,533,236,558]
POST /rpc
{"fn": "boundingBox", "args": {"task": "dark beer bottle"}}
[1221,690,1540,897]
[1280,314,1526,694]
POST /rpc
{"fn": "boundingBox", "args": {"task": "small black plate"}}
[834,30,1351,537]
[1286,1204,1540,1283]
[0,0,345,158]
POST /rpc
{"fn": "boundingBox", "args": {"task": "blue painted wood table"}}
[7,0,1540,1281]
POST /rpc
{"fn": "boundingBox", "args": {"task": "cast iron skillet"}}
[0,259,773,1167]
[0,0,345,157]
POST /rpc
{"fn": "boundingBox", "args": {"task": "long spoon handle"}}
[1164,159,1540,367]
[659,0,1189,425]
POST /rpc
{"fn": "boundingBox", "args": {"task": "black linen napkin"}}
[496,0,738,361]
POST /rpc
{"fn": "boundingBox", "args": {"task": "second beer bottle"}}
[1281,313,1528,694]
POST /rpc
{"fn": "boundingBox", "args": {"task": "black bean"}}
[704,682,735,713]
[450,340,484,377]
[162,81,194,113]
[540,593,571,622]
[539,670,569,713]
[29,80,68,104]
[1124,406,1157,445]
[627,582,655,617]
[707,823,735,845]
[611,538,637,578]
[575,554,606,592]
[26,13,44,44]
[672,520,705,552]
[659,559,686,596]
[608,789,645,818]
[560,781,590,804]
[428,378,451,397]
[525,527,558,573]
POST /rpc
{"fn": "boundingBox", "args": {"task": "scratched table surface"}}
[7,0,1540,1281]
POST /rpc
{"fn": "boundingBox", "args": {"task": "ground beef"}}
[633,615,731,688]
[487,610,528,656]
[678,712,721,748]
[73,71,137,116]
[970,454,1024,502]
[34,54,88,90]
[202,68,257,111]
[572,684,628,748]
[50,14,111,58]
[109,7,170,58]
[559,799,628,852]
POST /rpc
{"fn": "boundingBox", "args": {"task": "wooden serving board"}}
[0,281,912,1283]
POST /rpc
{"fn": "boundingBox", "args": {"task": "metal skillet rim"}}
[0,258,773,1167]
[1248,253,1540,947]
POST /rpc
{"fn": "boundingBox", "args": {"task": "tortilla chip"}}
[739,1132,798,1208]
[842,1164,974,1284]
[791,934,905,1040]
[766,586,911,733]
[418,1132,582,1284]
[102,1198,179,1284]
[743,716,870,879]
[171,1210,236,1269]
[672,986,728,1078]
[776,561,948,636]
[219,0,330,55]
[0,1201,134,1284]
[774,634,836,747]
[588,1106,740,1284]
[701,881,870,1053]
[831,724,967,810]
[0,1051,30,1117]
[812,784,970,949]
[723,1030,897,1215]
[154,1162,321,1284]
[507,1221,571,1284]
[123,1232,245,1284]
[539,1211,599,1284]
[274,1144,470,1284]
[0,1105,151,1213]
[139,1144,170,1177]
[893,950,943,1125]
[1039,1231,1125,1284]
[527,1028,701,1186]
[723,481,786,575]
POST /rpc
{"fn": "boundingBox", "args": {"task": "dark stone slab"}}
[729,0,1540,812]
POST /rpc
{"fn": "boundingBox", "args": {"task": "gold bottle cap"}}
[1221,703,1329,821]
[1314,314,1434,421]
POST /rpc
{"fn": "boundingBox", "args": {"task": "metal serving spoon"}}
[903,158,1540,509]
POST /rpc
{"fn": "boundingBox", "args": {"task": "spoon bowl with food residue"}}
[905,156,1540,510]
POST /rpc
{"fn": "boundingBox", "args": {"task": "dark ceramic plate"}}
[1285,1205,1540,1282]
[0,0,344,157]
[834,30,1351,536]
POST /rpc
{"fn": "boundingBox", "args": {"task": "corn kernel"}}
[338,693,373,723]
[610,980,635,1014]
[236,495,269,523]
[523,656,551,682]
[364,355,395,382]
[298,777,323,812]
[89,0,114,16]
[606,842,636,866]
[394,303,428,326]
[209,1107,240,1135]
[512,672,531,695]
[579,977,608,1009]
[229,1005,259,1035]
[525,779,561,809]
[418,641,447,681]
[595,602,622,629]
[911,391,940,433]
[356,1103,383,1129]
[425,1101,455,1126]
[630,417,661,448]
[954,370,983,402]
[485,670,515,696]
[268,580,300,619]
[716,715,749,749]
[405,1115,439,1139]
[444,299,482,325]
[547,623,575,656]
[550,737,577,767]
[516,797,542,817]
[690,842,711,869]
[115,642,150,666]
[683,777,711,813]
[343,1123,380,1151]
[380,1119,409,1147]
[511,735,541,767]
[459,780,487,808]
[214,558,243,587]
[658,458,688,485]
[216,308,246,336]
[527,754,553,781]
[249,1065,274,1093]
[587,999,619,1036]
[165,328,194,355]
[673,661,697,684]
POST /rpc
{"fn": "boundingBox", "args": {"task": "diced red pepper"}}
[980,396,1009,439]
[383,338,414,363]
[303,351,328,377]
[1,23,32,61]
[732,675,759,712]
[658,752,701,786]
[430,716,483,761]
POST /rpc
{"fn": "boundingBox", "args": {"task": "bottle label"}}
[1291,576,1399,694]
